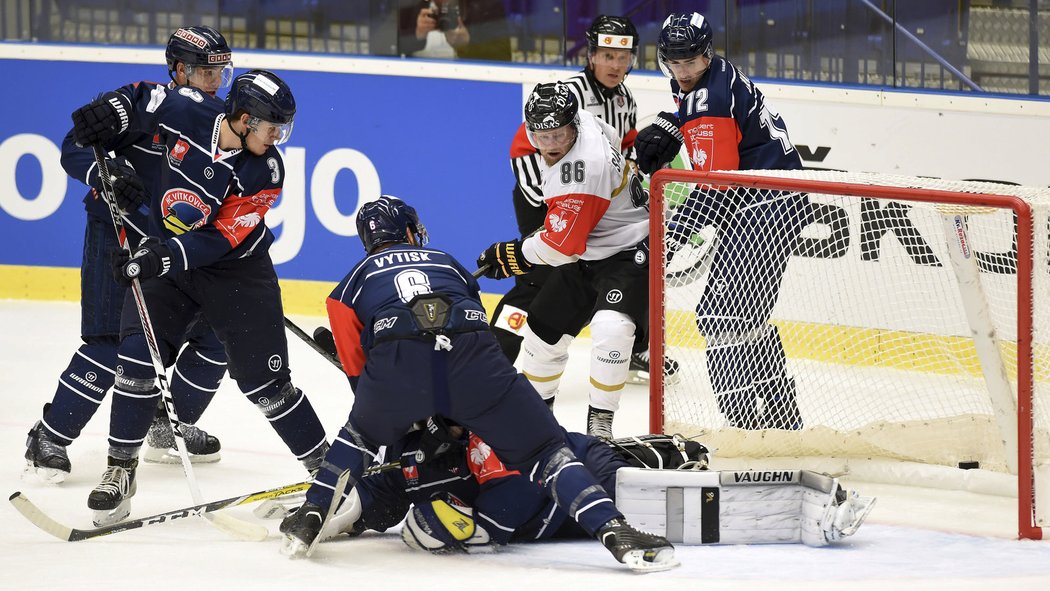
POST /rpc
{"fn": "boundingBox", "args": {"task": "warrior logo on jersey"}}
[161,189,212,235]
[168,140,190,165]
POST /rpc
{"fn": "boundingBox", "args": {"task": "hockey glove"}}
[476,240,534,280]
[111,238,174,286]
[71,91,132,147]
[416,416,466,473]
[101,160,147,213]
[629,173,649,210]
[401,492,493,554]
[635,112,684,176]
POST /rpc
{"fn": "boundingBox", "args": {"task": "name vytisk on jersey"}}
[372,251,432,268]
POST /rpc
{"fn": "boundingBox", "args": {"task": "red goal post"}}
[647,168,1047,540]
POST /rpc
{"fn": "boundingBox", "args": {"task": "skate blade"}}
[91,500,132,527]
[627,370,650,386]
[22,463,68,485]
[280,534,311,559]
[143,447,221,465]
[622,547,680,573]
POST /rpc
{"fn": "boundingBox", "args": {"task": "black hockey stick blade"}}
[283,317,343,371]
[9,481,309,542]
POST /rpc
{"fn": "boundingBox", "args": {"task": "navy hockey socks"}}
[243,380,327,461]
[534,446,622,536]
[169,346,227,424]
[41,340,118,444]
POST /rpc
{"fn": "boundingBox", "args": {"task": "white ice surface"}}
[2,300,1050,590]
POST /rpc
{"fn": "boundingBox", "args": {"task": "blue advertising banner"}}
[0,59,523,291]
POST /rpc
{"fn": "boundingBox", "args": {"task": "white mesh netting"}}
[654,170,1049,485]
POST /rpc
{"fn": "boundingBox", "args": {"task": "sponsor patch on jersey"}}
[542,205,580,249]
[402,465,419,485]
[161,189,212,235]
[168,140,190,165]
[493,304,527,334]
[151,133,164,150]
[466,434,519,484]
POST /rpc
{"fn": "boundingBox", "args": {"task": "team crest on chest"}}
[160,188,212,235]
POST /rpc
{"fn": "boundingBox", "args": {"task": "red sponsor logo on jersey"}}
[169,140,190,164]
[507,311,527,331]
[543,207,579,248]
[151,133,164,149]
[467,434,519,484]
[402,465,419,484]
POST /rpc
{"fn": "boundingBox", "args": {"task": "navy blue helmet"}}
[658,12,715,62]
[524,82,579,132]
[165,26,233,84]
[225,70,296,125]
[356,195,429,254]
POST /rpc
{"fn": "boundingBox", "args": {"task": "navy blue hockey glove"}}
[635,112,684,176]
[111,238,174,285]
[477,240,534,279]
[416,416,466,473]
[71,91,132,147]
[99,159,147,213]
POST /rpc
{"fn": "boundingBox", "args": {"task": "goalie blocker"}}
[616,468,875,547]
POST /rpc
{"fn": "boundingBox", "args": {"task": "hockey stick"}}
[283,317,343,371]
[9,481,305,542]
[93,146,266,542]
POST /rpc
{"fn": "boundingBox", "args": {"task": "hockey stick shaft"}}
[92,146,265,541]
[283,316,343,371]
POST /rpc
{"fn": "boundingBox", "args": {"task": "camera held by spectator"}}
[431,1,460,32]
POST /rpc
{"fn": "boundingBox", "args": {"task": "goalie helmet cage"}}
[647,169,1049,540]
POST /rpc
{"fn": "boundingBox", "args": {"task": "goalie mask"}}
[658,12,715,80]
[356,195,429,254]
[524,82,579,151]
[165,26,234,90]
[225,70,296,146]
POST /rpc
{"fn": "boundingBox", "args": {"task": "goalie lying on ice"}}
[282,419,873,552]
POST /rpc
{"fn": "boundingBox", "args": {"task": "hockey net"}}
[648,169,1049,539]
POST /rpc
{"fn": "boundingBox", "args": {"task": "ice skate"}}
[279,501,325,558]
[597,518,679,572]
[144,410,221,464]
[627,350,681,386]
[23,421,71,484]
[87,456,138,527]
[586,406,615,440]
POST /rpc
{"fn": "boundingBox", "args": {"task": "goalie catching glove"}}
[401,492,494,554]
[476,240,534,279]
[111,237,174,286]
[635,112,683,176]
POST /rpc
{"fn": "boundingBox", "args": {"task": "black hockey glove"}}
[476,240,534,280]
[71,91,132,147]
[100,159,147,212]
[416,416,466,473]
[635,112,684,176]
[628,173,649,210]
[111,238,174,286]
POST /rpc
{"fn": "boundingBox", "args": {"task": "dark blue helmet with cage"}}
[356,195,429,254]
[225,70,296,145]
[165,26,233,87]
[658,12,715,63]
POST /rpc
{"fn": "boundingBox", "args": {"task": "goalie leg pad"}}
[401,492,493,554]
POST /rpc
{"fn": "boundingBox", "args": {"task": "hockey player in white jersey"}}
[478,81,649,439]
[491,16,647,372]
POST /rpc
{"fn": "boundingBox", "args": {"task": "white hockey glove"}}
[401,492,494,554]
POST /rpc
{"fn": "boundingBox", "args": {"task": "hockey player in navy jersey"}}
[478,82,649,440]
[277,195,677,572]
[634,12,813,430]
[492,16,647,370]
[23,26,237,484]
[68,69,329,526]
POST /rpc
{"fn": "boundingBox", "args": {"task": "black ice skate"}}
[628,350,681,386]
[87,456,138,527]
[144,407,221,464]
[279,501,325,558]
[23,420,71,484]
[586,406,615,440]
[597,518,679,572]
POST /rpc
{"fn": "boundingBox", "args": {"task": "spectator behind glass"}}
[398,0,511,61]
